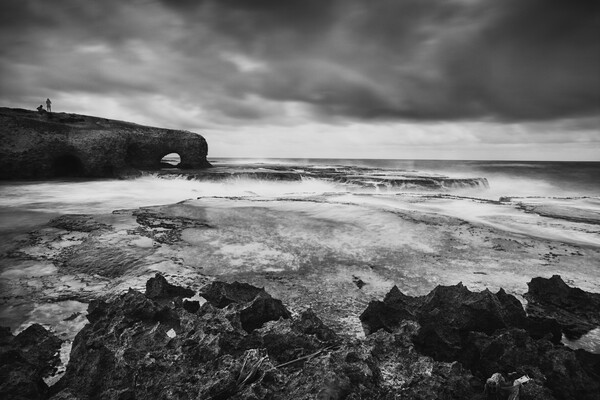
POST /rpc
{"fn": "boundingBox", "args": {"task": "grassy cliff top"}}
[0,107,183,134]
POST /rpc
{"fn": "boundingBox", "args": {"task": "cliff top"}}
[0,106,178,133]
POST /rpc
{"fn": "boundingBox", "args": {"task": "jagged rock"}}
[463,328,600,400]
[360,283,530,361]
[145,273,195,299]
[200,281,266,308]
[365,325,482,399]
[359,285,418,335]
[360,282,600,400]
[0,324,62,400]
[292,309,339,343]
[49,276,489,400]
[238,291,291,333]
[0,107,211,180]
[525,275,600,339]
[415,285,529,361]
[200,281,292,333]
[46,276,600,400]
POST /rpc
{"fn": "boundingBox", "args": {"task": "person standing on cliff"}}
[46,98,52,112]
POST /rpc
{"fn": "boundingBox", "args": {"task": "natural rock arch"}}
[0,108,212,179]
[160,152,181,167]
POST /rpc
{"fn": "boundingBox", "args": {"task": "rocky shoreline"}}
[2,274,599,400]
[1,170,599,399]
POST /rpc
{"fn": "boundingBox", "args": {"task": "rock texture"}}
[0,324,62,400]
[360,278,600,400]
[46,276,488,400]
[3,275,599,399]
[525,275,600,339]
[0,107,211,179]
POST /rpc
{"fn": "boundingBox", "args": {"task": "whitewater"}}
[1,158,599,356]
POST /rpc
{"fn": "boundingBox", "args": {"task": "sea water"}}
[1,159,599,352]
[1,158,599,236]
[2,159,599,211]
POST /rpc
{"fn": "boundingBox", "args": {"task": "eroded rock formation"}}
[525,275,600,339]
[44,277,490,400]
[0,107,211,179]
[2,275,599,399]
[0,324,62,400]
[360,277,600,400]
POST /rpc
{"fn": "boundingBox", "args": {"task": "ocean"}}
[1,158,599,239]
[0,158,599,353]
[2,158,599,213]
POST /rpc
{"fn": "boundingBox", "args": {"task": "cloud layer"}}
[0,0,598,159]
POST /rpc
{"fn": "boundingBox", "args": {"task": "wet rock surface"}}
[525,275,600,339]
[0,324,62,400]
[48,215,112,233]
[157,163,490,191]
[132,208,212,244]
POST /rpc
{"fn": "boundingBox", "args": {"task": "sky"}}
[1,0,599,160]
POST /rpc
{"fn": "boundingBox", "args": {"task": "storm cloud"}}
[161,0,600,121]
[1,0,598,123]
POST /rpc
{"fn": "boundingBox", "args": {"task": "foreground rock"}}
[48,276,489,399]
[0,107,211,179]
[360,283,562,358]
[525,275,600,339]
[199,281,292,333]
[0,324,62,400]
[360,277,600,400]
[4,275,598,399]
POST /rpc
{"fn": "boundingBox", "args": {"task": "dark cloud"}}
[158,0,600,121]
[0,0,598,123]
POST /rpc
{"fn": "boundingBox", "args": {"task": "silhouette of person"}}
[46,98,52,112]
[37,105,44,113]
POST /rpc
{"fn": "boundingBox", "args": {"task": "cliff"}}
[0,107,212,179]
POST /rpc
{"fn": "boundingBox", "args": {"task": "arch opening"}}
[160,153,181,168]
[52,154,84,177]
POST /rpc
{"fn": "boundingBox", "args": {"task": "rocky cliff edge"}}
[0,107,212,179]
